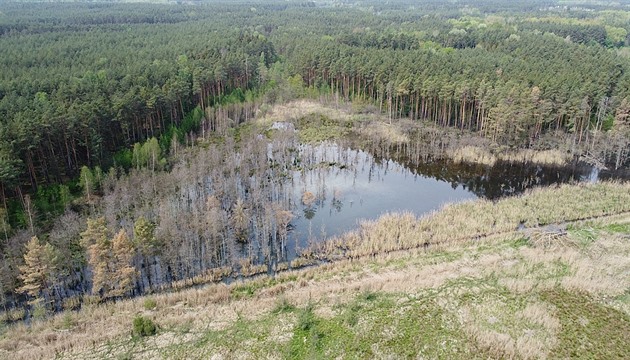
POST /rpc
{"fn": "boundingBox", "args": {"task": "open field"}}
[1,182,629,359]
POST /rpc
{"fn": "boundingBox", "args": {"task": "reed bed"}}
[317,182,630,259]
[452,146,571,166]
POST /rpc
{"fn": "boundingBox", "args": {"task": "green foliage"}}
[231,284,256,299]
[214,88,247,107]
[341,303,361,327]
[159,125,180,156]
[30,301,48,321]
[0,208,10,238]
[296,113,351,143]
[112,148,133,170]
[510,237,530,248]
[61,312,76,330]
[296,304,317,332]
[0,144,22,186]
[143,298,157,311]
[290,303,325,358]
[272,296,295,314]
[602,114,615,131]
[286,74,306,99]
[79,166,96,199]
[358,290,378,302]
[568,226,599,247]
[132,137,163,171]
[603,222,630,233]
[133,217,160,256]
[7,198,28,230]
[3,0,630,322]
[0,0,629,200]
[34,184,72,218]
[180,106,204,135]
[132,315,157,337]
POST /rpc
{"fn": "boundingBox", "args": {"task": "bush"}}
[297,304,317,331]
[143,298,157,310]
[132,315,157,337]
[31,302,48,321]
[62,295,82,311]
[272,296,295,314]
[61,313,76,330]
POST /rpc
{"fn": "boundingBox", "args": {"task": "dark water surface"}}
[284,143,627,255]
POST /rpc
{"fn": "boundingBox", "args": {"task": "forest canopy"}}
[0,0,629,314]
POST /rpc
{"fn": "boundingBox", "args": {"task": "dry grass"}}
[318,181,630,259]
[354,120,410,145]
[451,146,570,167]
[2,182,630,359]
[256,100,354,127]
[501,149,570,166]
[561,232,630,297]
[452,145,498,166]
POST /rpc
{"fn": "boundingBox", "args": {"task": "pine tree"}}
[612,98,630,169]
[17,236,57,305]
[133,217,159,256]
[111,229,137,298]
[80,217,112,298]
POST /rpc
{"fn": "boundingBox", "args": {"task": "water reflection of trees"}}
[387,151,594,200]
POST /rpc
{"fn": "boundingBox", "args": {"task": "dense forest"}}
[1,0,630,317]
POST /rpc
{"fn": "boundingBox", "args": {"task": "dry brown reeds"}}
[451,146,570,167]
[452,145,498,166]
[317,182,630,259]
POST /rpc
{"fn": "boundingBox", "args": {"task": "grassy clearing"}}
[1,183,629,359]
[541,289,630,359]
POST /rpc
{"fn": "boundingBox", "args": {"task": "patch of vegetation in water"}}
[296,113,352,143]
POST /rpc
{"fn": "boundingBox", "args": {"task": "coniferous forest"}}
[1,0,630,318]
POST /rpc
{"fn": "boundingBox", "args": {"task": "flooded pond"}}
[283,143,622,257]
[287,144,475,250]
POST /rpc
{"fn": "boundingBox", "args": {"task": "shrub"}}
[62,295,82,311]
[143,298,157,310]
[272,296,295,314]
[61,313,76,330]
[132,315,157,337]
[297,304,317,331]
[31,302,48,321]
